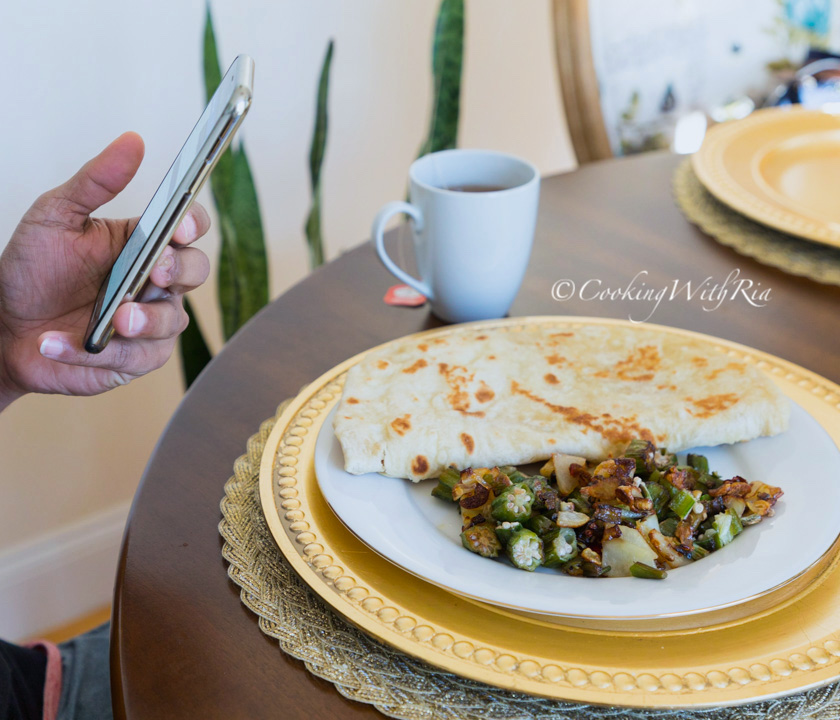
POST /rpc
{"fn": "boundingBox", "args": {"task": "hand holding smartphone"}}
[84,55,254,353]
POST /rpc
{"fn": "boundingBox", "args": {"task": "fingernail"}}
[128,305,146,335]
[40,337,65,358]
[157,251,174,282]
[158,251,174,269]
[181,212,196,241]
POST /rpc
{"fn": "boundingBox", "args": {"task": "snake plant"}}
[305,40,334,270]
[179,5,269,387]
[179,1,465,387]
[418,0,465,158]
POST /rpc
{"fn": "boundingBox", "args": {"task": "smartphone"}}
[84,54,254,353]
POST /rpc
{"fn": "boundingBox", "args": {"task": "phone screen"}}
[97,76,236,314]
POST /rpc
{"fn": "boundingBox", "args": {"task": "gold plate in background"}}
[259,317,840,708]
[693,107,840,248]
[672,159,840,288]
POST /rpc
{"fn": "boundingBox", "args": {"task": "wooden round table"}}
[111,152,840,718]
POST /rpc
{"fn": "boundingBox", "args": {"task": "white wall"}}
[0,0,574,636]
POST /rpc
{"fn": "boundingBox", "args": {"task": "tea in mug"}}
[443,184,508,193]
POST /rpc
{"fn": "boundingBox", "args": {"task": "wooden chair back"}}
[552,0,612,164]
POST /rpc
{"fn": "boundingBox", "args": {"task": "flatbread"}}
[333,324,790,481]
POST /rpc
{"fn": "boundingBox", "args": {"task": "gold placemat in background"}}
[219,400,840,720]
[673,159,840,287]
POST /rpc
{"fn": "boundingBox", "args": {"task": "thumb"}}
[43,132,145,228]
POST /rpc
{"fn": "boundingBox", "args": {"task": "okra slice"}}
[686,453,709,474]
[624,439,656,477]
[523,475,552,510]
[592,503,647,524]
[438,466,461,490]
[712,508,744,549]
[705,471,723,490]
[658,517,679,538]
[582,562,610,577]
[543,527,578,568]
[495,521,523,546]
[567,489,591,514]
[482,469,512,495]
[490,484,534,523]
[499,465,528,484]
[654,451,678,471]
[505,528,544,571]
[696,528,718,551]
[430,466,461,502]
[630,562,667,580]
[559,557,608,577]
[460,522,502,558]
[669,487,697,520]
[524,513,555,537]
[688,543,710,561]
[645,482,669,516]
[431,481,456,502]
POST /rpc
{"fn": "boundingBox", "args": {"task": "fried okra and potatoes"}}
[430,439,783,579]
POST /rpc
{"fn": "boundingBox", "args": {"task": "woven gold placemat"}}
[219,399,840,719]
[673,159,840,287]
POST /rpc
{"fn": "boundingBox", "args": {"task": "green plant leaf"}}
[229,143,269,333]
[180,296,213,388]
[418,0,464,158]
[203,4,234,210]
[216,209,238,340]
[304,190,324,269]
[214,146,269,341]
[305,39,334,269]
[203,3,222,99]
[203,4,269,341]
[203,3,237,340]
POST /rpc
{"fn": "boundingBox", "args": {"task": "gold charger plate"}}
[259,317,840,708]
[692,107,840,248]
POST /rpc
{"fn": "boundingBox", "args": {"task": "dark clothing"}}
[0,640,45,720]
[0,622,112,720]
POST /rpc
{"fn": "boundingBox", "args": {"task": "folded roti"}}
[333,324,790,481]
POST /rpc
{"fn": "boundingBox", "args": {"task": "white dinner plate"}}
[314,402,840,621]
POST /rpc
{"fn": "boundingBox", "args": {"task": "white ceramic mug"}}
[372,149,540,323]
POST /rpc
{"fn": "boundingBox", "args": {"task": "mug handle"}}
[371,201,433,300]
